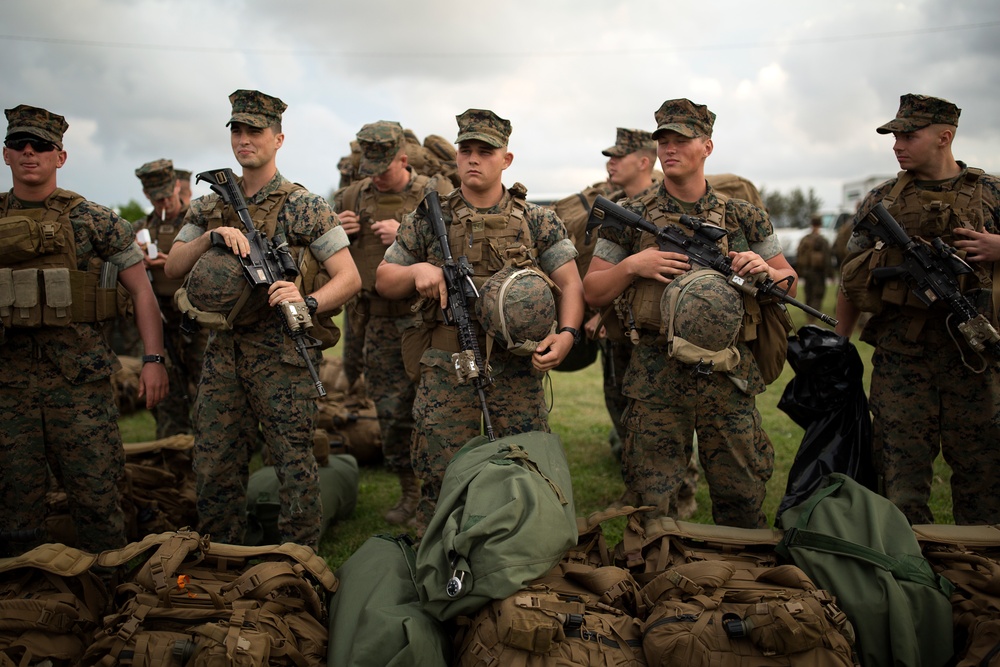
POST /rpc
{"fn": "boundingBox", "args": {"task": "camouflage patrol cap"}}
[356,120,405,176]
[175,169,192,182]
[227,89,287,129]
[652,99,715,140]
[876,94,961,134]
[602,128,655,157]
[135,159,177,200]
[4,104,69,149]
[456,109,511,148]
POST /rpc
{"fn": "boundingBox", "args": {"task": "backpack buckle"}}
[691,359,715,376]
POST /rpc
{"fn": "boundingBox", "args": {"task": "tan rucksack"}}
[315,356,382,465]
[123,435,198,539]
[83,530,337,666]
[0,543,109,666]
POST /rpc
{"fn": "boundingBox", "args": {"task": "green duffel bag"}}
[415,431,577,621]
[328,534,450,667]
[777,473,955,667]
[245,454,359,546]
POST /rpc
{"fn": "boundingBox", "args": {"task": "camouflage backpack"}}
[0,544,109,666]
[83,530,337,666]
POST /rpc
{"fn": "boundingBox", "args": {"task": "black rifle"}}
[856,202,1000,359]
[419,191,496,441]
[196,168,326,397]
[586,196,838,326]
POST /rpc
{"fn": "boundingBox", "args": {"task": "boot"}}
[384,470,420,525]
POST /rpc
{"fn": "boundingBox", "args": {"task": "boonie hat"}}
[135,159,177,200]
[227,89,286,129]
[4,104,69,149]
[652,99,715,140]
[456,109,511,148]
[602,128,655,157]
[876,94,961,135]
[356,120,405,176]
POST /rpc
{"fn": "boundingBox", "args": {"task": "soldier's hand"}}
[532,330,575,372]
[211,227,250,257]
[337,210,361,237]
[627,248,690,282]
[953,228,1000,262]
[268,280,303,308]
[138,362,169,410]
[584,312,604,340]
[410,263,448,310]
[371,219,400,246]
[729,250,769,278]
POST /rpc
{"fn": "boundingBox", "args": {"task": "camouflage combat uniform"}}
[795,226,832,316]
[134,159,207,438]
[176,170,349,548]
[383,186,577,527]
[0,193,142,554]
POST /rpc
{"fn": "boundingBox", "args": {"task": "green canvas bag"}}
[414,431,577,621]
[777,473,955,667]
[327,534,450,667]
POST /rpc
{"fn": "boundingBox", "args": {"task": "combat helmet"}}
[176,247,269,328]
[661,268,743,373]
[475,264,557,356]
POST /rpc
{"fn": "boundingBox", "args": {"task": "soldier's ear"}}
[502,151,513,170]
[703,139,713,158]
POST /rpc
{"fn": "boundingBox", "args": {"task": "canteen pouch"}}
[12,269,40,327]
[42,268,73,326]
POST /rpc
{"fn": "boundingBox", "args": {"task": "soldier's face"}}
[657,132,711,181]
[607,152,643,188]
[230,123,283,170]
[457,140,511,193]
[891,126,942,172]
[372,152,410,194]
[3,137,66,190]
[146,181,183,219]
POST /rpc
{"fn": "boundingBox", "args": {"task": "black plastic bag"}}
[775,325,877,520]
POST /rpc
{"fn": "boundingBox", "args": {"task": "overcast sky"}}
[2,0,998,215]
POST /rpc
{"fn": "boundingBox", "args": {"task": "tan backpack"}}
[83,530,337,666]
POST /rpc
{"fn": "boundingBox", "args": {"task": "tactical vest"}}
[140,207,187,298]
[0,189,119,329]
[618,190,730,334]
[878,168,990,311]
[340,174,431,316]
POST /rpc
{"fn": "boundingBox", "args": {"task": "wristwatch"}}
[141,354,166,365]
[304,295,319,316]
[558,326,581,344]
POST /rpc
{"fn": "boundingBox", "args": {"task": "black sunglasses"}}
[4,137,58,153]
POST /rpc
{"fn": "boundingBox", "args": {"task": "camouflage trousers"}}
[0,350,126,555]
[799,268,828,318]
[153,301,208,439]
[341,295,366,387]
[870,343,1000,525]
[621,368,773,529]
[411,347,549,528]
[194,330,322,548]
[601,338,632,445]
[363,315,417,473]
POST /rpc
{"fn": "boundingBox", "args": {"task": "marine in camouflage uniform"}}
[165,90,360,548]
[175,168,193,208]
[376,109,585,530]
[585,99,795,528]
[795,215,832,321]
[134,159,209,438]
[333,120,452,524]
[0,105,168,555]
[836,93,1000,525]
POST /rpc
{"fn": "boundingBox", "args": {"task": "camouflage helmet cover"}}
[135,158,177,200]
[456,109,511,148]
[356,120,405,176]
[662,268,742,372]
[182,247,269,325]
[876,93,961,134]
[4,104,69,148]
[475,265,556,356]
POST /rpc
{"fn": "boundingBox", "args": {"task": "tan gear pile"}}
[314,356,382,465]
[110,354,144,415]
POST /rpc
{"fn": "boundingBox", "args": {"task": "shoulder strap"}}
[881,171,913,210]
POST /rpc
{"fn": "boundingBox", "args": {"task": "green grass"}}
[119,282,954,570]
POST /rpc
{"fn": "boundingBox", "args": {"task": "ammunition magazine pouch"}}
[0,267,117,328]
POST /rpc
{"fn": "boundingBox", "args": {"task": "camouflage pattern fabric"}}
[362,314,417,472]
[601,127,654,157]
[652,98,715,139]
[226,89,286,129]
[134,158,176,200]
[383,187,577,527]
[877,93,961,134]
[455,109,511,147]
[0,195,142,555]
[177,171,348,548]
[795,230,832,316]
[844,167,1000,525]
[356,120,404,177]
[4,104,68,147]
[593,181,777,527]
